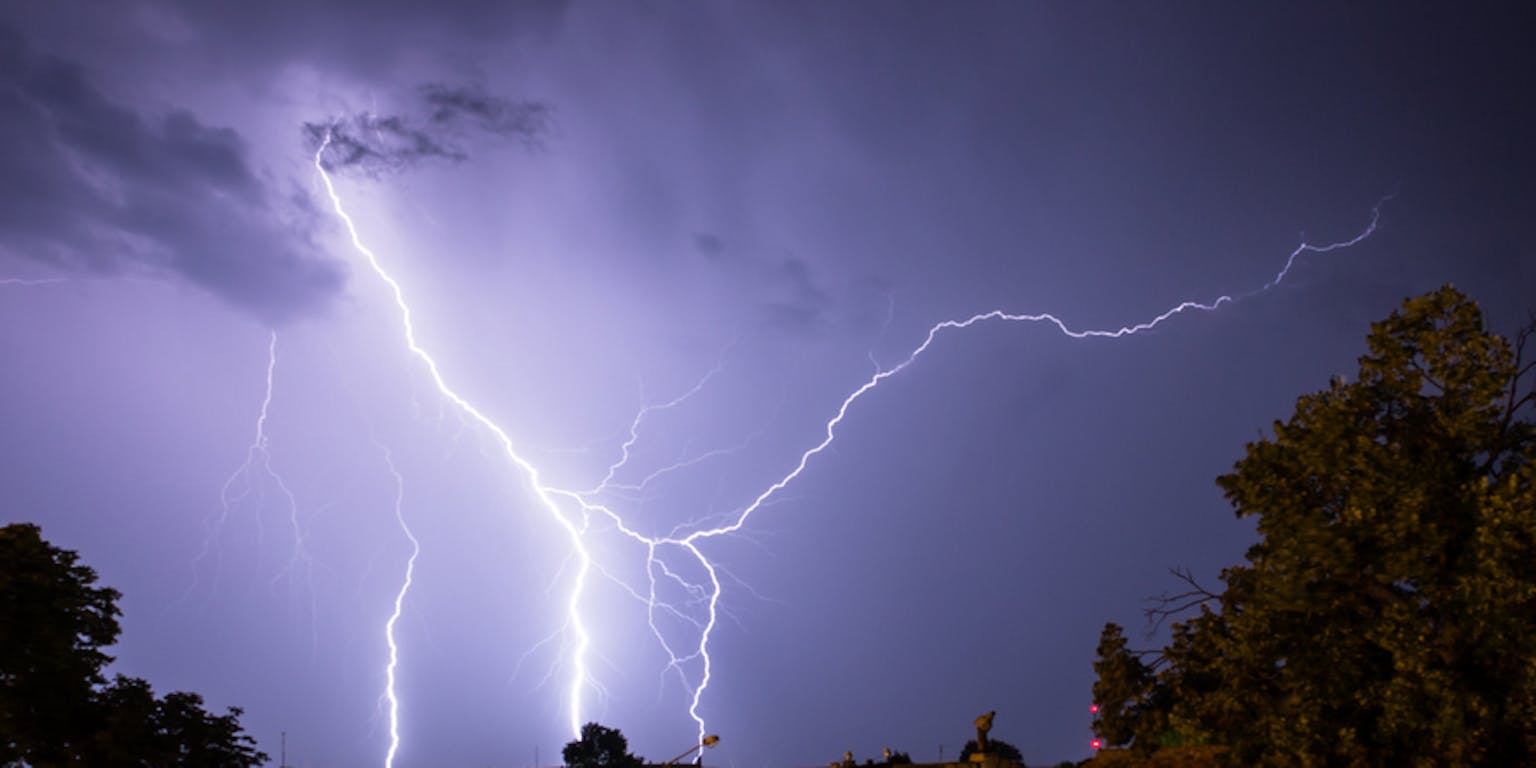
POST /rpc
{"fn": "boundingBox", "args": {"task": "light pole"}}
[661,734,721,766]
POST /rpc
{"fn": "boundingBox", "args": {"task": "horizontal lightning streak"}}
[679,200,1386,544]
[607,199,1387,746]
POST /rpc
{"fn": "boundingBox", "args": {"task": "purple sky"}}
[2,3,1533,766]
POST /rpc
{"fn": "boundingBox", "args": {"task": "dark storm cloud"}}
[696,235,885,337]
[764,257,833,334]
[304,84,550,175]
[0,26,340,323]
[303,113,464,174]
[420,84,550,136]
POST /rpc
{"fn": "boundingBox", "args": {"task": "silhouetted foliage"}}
[564,722,644,768]
[0,523,120,764]
[886,750,912,765]
[959,737,1024,765]
[0,523,266,766]
[1090,624,1163,753]
[1090,287,1536,765]
[1085,745,1224,768]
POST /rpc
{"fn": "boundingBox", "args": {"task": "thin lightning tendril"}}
[316,128,1385,759]
[186,332,310,610]
[0,276,68,286]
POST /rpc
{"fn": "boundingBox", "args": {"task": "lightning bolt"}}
[186,332,309,592]
[315,128,1384,756]
[178,330,319,663]
[1253,195,1393,295]
[315,139,598,739]
[378,443,418,768]
[551,199,1389,749]
[688,202,1389,540]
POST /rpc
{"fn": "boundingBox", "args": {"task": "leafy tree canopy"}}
[565,722,644,768]
[1090,287,1536,766]
[0,523,266,767]
[0,523,121,764]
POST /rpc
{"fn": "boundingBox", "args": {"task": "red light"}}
[1089,704,1099,714]
[1090,739,1102,751]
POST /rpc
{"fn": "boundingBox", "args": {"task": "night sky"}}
[2,3,1533,766]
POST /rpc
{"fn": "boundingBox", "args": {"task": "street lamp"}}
[661,735,721,766]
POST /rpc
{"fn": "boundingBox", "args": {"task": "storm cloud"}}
[304,84,550,175]
[0,27,342,323]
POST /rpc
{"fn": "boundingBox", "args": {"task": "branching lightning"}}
[187,332,310,596]
[609,201,1386,748]
[181,330,320,658]
[314,128,1384,761]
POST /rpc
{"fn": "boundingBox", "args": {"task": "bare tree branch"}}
[1143,566,1220,634]
[1485,315,1536,478]
[1410,357,1447,393]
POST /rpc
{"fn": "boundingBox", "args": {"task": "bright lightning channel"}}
[316,126,1384,757]
[378,444,418,768]
[314,138,598,740]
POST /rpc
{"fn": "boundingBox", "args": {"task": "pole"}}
[662,735,721,766]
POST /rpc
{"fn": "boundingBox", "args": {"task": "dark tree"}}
[0,523,266,766]
[564,722,644,768]
[1089,287,1536,766]
[959,738,1024,765]
[1090,623,1161,752]
[0,523,121,764]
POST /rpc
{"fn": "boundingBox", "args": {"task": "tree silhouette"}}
[564,722,644,768]
[959,738,1024,764]
[0,523,266,766]
[0,523,121,764]
[1091,287,1536,765]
